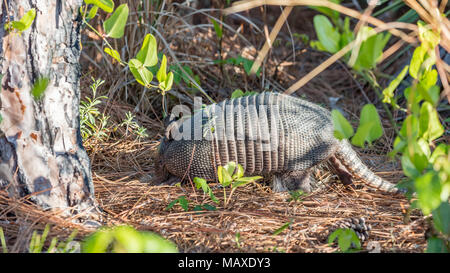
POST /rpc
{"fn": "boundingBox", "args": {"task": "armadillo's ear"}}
[165,121,179,139]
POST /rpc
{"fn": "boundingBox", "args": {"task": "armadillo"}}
[155,92,402,194]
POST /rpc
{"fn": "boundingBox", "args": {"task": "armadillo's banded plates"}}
[164,92,336,180]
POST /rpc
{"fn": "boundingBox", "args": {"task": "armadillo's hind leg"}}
[272,169,316,193]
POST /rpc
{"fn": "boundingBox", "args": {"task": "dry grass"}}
[1,1,441,252]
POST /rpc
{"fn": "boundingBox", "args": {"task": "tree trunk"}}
[0,0,98,219]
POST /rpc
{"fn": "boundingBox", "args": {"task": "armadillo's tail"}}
[334,139,404,194]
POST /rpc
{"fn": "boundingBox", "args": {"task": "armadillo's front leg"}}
[272,170,316,193]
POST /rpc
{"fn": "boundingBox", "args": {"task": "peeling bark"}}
[0,0,98,220]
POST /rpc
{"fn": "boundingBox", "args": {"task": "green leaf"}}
[331,109,354,139]
[232,176,262,188]
[328,228,361,252]
[218,166,232,187]
[382,65,409,105]
[401,153,420,179]
[399,115,420,139]
[233,164,245,179]
[352,104,383,147]
[231,89,245,99]
[210,18,223,39]
[104,48,121,63]
[353,27,390,71]
[272,222,291,236]
[86,5,99,20]
[82,228,114,253]
[84,0,114,13]
[415,171,442,215]
[140,232,178,253]
[426,237,449,253]
[113,226,143,253]
[31,77,49,100]
[432,202,450,235]
[178,196,189,211]
[161,72,174,92]
[157,54,168,83]
[136,34,158,67]
[313,15,340,53]
[419,102,444,142]
[103,4,129,38]
[430,144,448,164]
[410,45,427,79]
[351,121,375,148]
[129,58,153,87]
[6,8,36,33]
[223,162,236,177]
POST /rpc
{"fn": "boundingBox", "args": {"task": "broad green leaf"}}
[157,54,168,83]
[419,102,444,142]
[409,45,427,79]
[432,202,450,235]
[210,18,223,39]
[399,115,419,139]
[160,72,174,92]
[129,58,153,87]
[231,89,245,99]
[6,8,36,33]
[313,15,340,54]
[418,21,440,49]
[328,228,360,252]
[84,0,114,13]
[331,109,354,139]
[113,226,143,253]
[426,237,449,253]
[419,85,440,106]
[354,28,390,70]
[223,162,236,177]
[104,48,121,63]
[401,153,421,179]
[351,121,375,148]
[232,164,245,179]
[351,104,383,147]
[18,8,36,31]
[178,196,189,211]
[86,5,99,20]
[382,65,409,105]
[140,232,178,253]
[232,176,262,188]
[103,4,129,38]
[218,166,232,187]
[430,144,448,164]
[415,172,442,215]
[31,77,49,100]
[82,229,114,253]
[136,34,158,67]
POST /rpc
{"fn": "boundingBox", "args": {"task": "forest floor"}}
[0,2,429,252]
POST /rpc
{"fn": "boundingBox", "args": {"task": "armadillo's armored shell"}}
[159,92,338,181]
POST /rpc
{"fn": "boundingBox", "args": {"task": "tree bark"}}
[0,0,98,219]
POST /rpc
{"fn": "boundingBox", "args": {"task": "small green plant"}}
[79,78,109,140]
[287,190,306,202]
[28,224,79,253]
[328,228,361,252]
[81,225,178,253]
[166,196,190,211]
[215,55,262,76]
[217,162,263,207]
[117,111,149,139]
[381,21,449,253]
[235,232,242,249]
[80,0,175,117]
[4,8,36,34]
